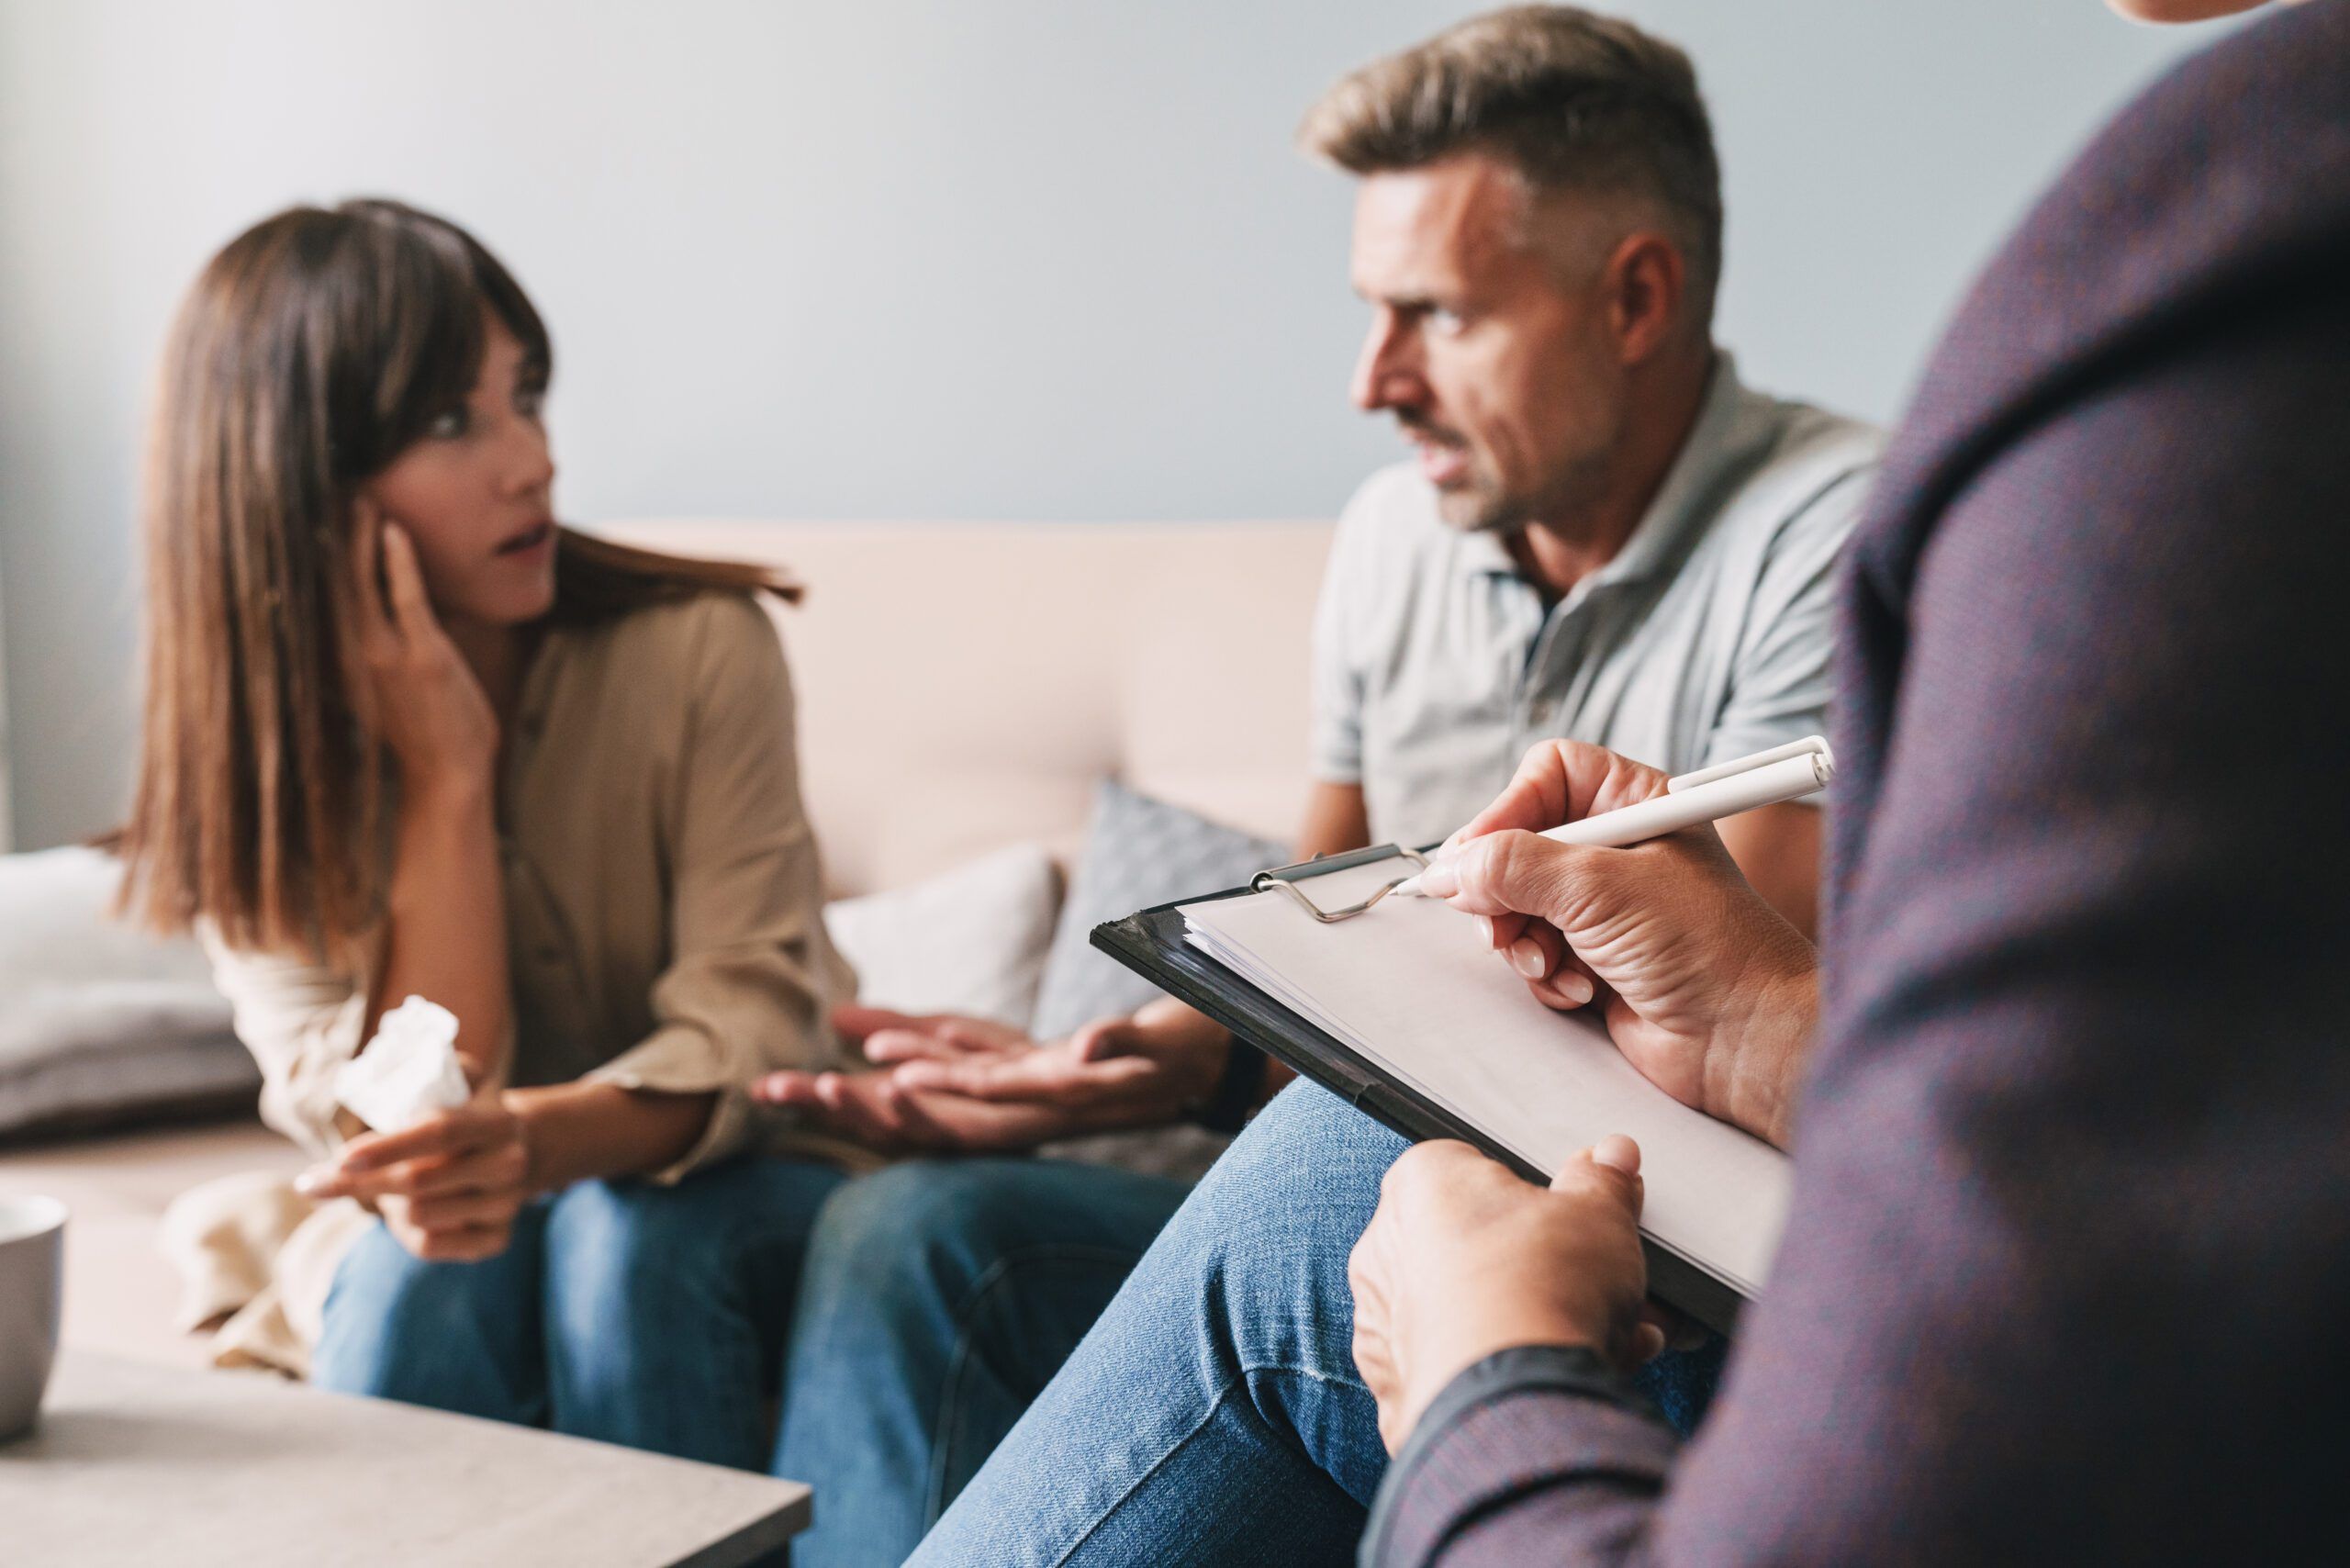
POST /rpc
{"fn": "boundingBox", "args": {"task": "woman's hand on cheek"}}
[297,1095,539,1263]
[1348,1137,1655,1455]
[350,498,499,801]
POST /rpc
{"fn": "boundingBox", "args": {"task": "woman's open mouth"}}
[494,521,555,557]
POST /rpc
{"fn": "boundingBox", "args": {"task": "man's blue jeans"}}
[312,1157,845,1470]
[777,1156,1193,1568]
[901,1081,1724,1566]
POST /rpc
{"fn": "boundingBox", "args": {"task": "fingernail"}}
[1508,939,1548,979]
[294,1169,329,1197]
[1416,861,1459,899]
[1558,970,1595,1005]
[1590,1134,1641,1173]
[1479,916,1498,946]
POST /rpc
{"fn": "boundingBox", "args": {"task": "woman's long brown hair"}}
[116,198,797,958]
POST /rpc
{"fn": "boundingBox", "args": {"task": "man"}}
[764,9,1876,1563]
[918,1,2350,1564]
[1346,0,2350,1560]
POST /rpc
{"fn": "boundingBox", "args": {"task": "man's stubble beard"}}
[1434,443,1616,541]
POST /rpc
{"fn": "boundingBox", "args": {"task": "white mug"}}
[0,1194,66,1440]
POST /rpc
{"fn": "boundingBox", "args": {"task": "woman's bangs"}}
[365,226,492,458]
[330,200,554,469]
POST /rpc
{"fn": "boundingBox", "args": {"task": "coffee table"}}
[0,1351,811,1566]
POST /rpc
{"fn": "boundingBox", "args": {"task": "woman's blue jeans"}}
[312,1156,846,1471]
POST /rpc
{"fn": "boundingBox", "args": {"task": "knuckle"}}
[1520,737,1574,778]
[1561,1165,1613,1204]
[1550,1163,1602,1201]
[1449,834,1502,900]
[1484,830,1540,891]
[1569,1163,1638,1211]
[1386,1139,1447,1189]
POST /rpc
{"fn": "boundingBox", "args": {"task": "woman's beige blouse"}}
[202,591,866,1182]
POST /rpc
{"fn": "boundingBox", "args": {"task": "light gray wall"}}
[0,0,2222,851]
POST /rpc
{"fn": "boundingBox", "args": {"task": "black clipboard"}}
[1091,845,1746,1335]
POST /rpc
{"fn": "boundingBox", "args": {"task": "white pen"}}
[1389,735,1835,899]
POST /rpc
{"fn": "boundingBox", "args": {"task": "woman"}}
[118,198,868,1469]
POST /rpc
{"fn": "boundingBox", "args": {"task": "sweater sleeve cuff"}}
[1363,1345,1675,1567]
[1404,1344,1646,1471]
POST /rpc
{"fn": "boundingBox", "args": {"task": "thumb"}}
[1070,1015,1141,1062]
[1552,1134,1645,1217]
[752,1070,819,1106]
[1586,1133,1641,1178]
[832,1004,920,1043]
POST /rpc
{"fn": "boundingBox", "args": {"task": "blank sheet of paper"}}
[1183,857,1789,1296]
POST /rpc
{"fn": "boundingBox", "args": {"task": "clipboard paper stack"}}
[1094,847,1791,1332]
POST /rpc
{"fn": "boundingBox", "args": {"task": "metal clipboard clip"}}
[1249,843,1431,925]
[1250,734,1838,925]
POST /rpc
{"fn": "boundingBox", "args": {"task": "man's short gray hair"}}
[1300,5,1724,325]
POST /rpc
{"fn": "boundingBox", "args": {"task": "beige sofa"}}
[0,519,1334,1368]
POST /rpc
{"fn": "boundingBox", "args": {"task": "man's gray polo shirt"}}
[1312,355,1881,847]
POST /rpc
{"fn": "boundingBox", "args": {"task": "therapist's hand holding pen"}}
[1414,738,1819,1150]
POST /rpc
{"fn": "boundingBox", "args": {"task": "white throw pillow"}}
[0,846,256,1139]
[823,843,1063,1030]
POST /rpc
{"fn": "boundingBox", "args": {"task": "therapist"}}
[1348,0,2350,1561]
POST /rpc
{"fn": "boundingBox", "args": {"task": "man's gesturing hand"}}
[1349,1137,1656,1455]
[1419,739,1819,1148]
[748,1003,1227,1154]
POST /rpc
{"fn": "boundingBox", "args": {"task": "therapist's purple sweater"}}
[1365,6,2350,1562]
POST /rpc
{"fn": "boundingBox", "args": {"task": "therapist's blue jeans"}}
[312,1156,845,1470]
[903,1081,1724,1567]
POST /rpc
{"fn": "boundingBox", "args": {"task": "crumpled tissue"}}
[334,995,470,1131]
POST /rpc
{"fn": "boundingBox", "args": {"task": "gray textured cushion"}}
[1033,783,1287,1182]
[1032,781,1288,1039]
[0,847,256,1142]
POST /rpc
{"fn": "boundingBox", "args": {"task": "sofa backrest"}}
[600,521,1334,895]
